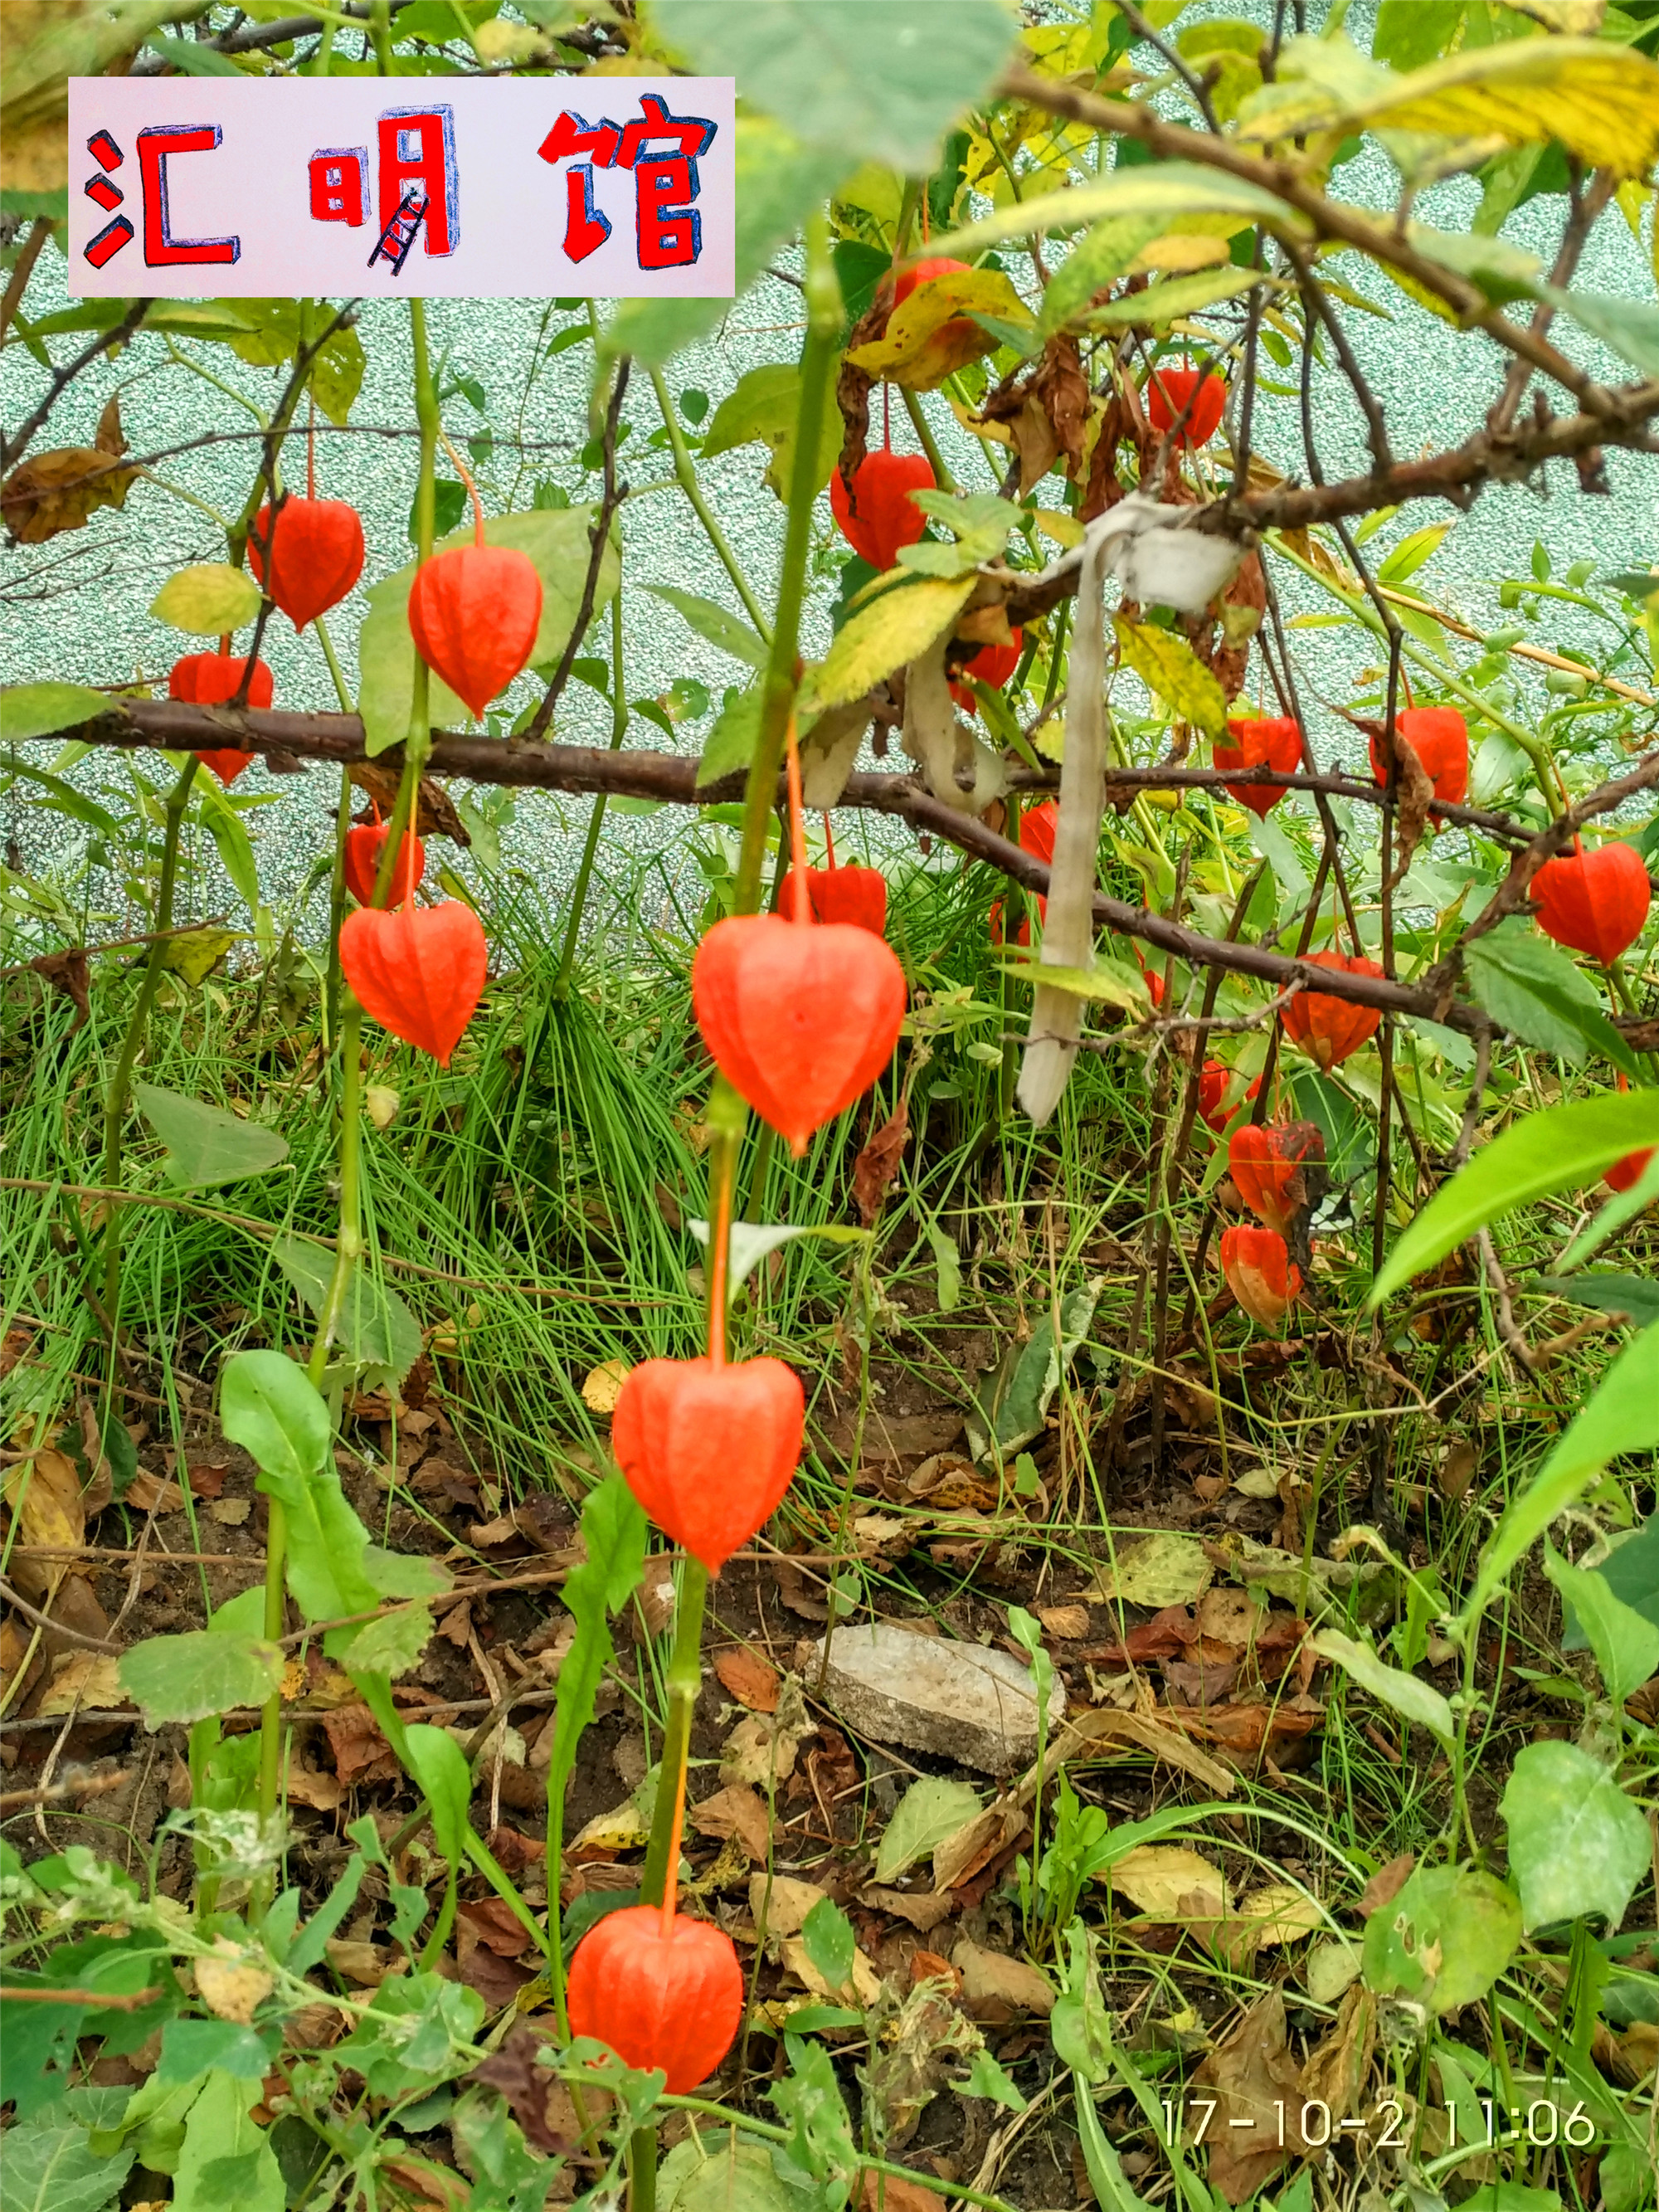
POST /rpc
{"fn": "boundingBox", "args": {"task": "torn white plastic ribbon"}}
[1014,497,1244,1126]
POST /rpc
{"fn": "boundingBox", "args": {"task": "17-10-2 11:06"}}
[1161,2095,1599,2149]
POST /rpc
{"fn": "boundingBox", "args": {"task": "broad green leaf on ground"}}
[155,2019,270,2083]
[171,2068,282,2212]
[337,1601,432,1681]
[545,1474,647,1883]
[1467,1321,1659,1618]
[148,563,262,636]
[119,1630,283,1727]
[643,584,769,669]
[1112,616,1228,738]
[1532,1274,1659,1329]
[132,1083,289,1190]
[270,1234,422,1386]
[1464,923,1639,1075]
[1362,1864,1521,2013]
[0,2094,135,2212]
[814,577,975,709]
[700,364,841,502]
[873,1776,983,1883]
[929,163,1308,265]
[1312,1630,1454,1746]
[1371,1091,1659,1300]
[659,2127,820,2212]
[358,507,617,753]
[1541,1545,1659,1708]
[402,1723,472,1867]
[221,1352,379,1631]
[687,1216,866,1301]
[0,685,114,744]
[1501,1741,1651,1931]
[1091,1531,1214,1610]
[800,1897,856,1996]
[653,0,1016,169]
[605,118,851,368]
[979,1278,1102,1456]
[1542,286,1659,379]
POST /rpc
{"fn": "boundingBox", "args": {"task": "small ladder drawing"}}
[368,188,427,273]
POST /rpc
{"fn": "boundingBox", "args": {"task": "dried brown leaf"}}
[713,1643,780,1713]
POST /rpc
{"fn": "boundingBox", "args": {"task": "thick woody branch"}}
[40,696,1657,1042]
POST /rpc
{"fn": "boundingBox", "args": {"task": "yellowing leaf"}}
[814,577,975,711]
[581,1359,630,1415]
[150,563,263,636]
[1105,1844,1231,1920]
[161,927,241,987]
[37,1652,124,1717]
[197,1946,275,2024]
[1112,616,1228,738]
[847,269,1034,390]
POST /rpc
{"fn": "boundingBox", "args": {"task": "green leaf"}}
[132,1083,289,1191]
[402,1723,473,1867]
[309,322,366,428]
[975,1278,1102,1457]
[1079,263,1270,332]
[1311,1629,1454,1747]
[930,161,1306,265]
[996,950,1151,1013]
[0,2097,135,2212]
[1375,522,1452,585]
[899,490,1024,574]
[1541,1546,1659,1708]
[0,684,115,744]
[700,362,842,500]
[171,2071,282,2212]
[660,2127,821,2212]
[546,1475,647,1888]
[270,1235,422,1386]
[338,1972,484,2099]
[285,1853,367,1977]
[644,585,769,670]
[1533,1273,1659,1329]
[1362,1864,1521,2014]
[1371,1090,1659,1302]
[815,577,975,709]
[686,1216,865,1301]
[1464,923,1638,1074]
[604,118,852,369]
[1112,616,1228,738]
[1501,1742,1652,1931]
[338,1603,433,1681]
[768,2034,859,2194]
[358,507,618,754]
[159,927,241,988]
[873,1776,984,1884]
[1580,1514,1659,1644]
[1040,216,1168,330]
[1467,1323,1659,1618]
[156,2019,270,2083]
[927,1221,962,1314]
[800,1896,857,1997]
[961,2046,1027,2112]
[148,564,263,636]
[698,686,763,787]
[187,772,264,918]
[654,0,1016,168]
[144,32,245,74]
[0,758,121,840]
[119,1630,284,1728]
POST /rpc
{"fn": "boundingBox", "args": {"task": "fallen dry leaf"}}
[713,1643,780,1713]
[285,1758,344,1812]
[474,2023,570,2156]
[126,1470,185,1514]
[36,1650,124,1716]
[580,1359,630,1415]
[690,1781,771,1861]
[781,1933,883,2008]
[209,1498,251,1527]
[322,1702,401,1787]
[324,1939,409,1987]
[572,1795,649,1854]
[1357,1851,1415,1918]
[4,1447,87,1599]
[860,1885,956,1934]
[457,1896,536,1957]
[852,1100,908,1227]
[1300,1983,1376,2123]
[720,1712,800,1789]
[1190,1991,1308,2204]
[1106,1844,1230,1923]
[748,1873,828,1939]
[951,1939,1054,2020]
[858,2173,946,2212]
[1038,1604,1090,1640]
[197,1946,275,2024]
[185,1459,229,1499]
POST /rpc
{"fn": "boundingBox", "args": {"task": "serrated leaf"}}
[698,687,763,787]
[132,1083,289,1190]
[1112,616,1227,738]
[1354,38,1659,178]
[148,564,262,637]
[815,577,975,710]
[119,1631,284,1727]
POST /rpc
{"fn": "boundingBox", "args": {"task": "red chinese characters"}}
[538,93,715,269]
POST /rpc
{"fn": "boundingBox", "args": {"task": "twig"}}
[0,218,52,351]
[0,1577,121,1653]
[524,354,631,743]
[0,1766,131,1815]
[1,299,153,474]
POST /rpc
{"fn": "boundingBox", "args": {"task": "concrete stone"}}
[809,1623,1064,1776]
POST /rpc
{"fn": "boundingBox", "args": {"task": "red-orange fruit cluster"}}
[1282,950,1385,1070]
[775,864,888,937]
[950,626,1024,713]
[566,1903,742,2093]
[1370,706,1468,807]
[1228,1119,1325,1240]
[338,900,487,1066]
[1220,1225,1301,1327]
[611,1356,804,1576]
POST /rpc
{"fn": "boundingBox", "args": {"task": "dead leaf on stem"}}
[2,395,136,544]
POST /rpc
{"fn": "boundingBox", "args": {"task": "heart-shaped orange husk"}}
[611,1355,804,1575]
[567,1903,742,2093]
[693,913,906,1156]
[1532,841,1652,965]
[250,496,365,631]
[1228,1120,1325,1238]
[829,450,935,572]
[1282,949,1385,1070]
[1220,1225,1301,1327]
[408,542,542,718]
[1214,716,1301,819]
[776,865,888,937]
[343,822,426,908]
[168,651,273,783]
[1146,363,1228,448]
[950,625,1023,712]
[338,900,486,1066]
[1370,707,1468,807]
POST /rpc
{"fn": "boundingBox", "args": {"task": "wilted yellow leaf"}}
[580,1358,630,1415]
[197,1945,275,2024]
[37,1651,124,1715]
[814,577,975,711]
[847,269,1034,391]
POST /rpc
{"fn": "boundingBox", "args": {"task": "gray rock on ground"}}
[809,1622,1064,1776]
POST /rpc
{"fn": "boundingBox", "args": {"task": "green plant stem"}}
[368,0,395,73]
[100,754,199,1389]
[742,1120,775,1220]
[554,582,630,995]
[629,2126,658,2212]
[639,1560,708,1907]
[648,367,772,641]
[736,213,842,910]
[305,1004,365,1391]
[900,387,956,494]
[375,299,440,896]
